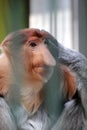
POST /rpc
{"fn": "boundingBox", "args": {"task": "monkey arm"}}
[58,43,87,78]
[43,65,65,126]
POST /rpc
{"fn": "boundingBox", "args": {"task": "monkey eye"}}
[29,42,37,47]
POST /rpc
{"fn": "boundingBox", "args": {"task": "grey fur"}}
[0,97,17,130]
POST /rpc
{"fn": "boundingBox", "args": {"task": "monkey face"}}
[22,35,56,83]
[2,29,57,84]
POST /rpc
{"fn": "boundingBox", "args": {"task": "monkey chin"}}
[34,66,54,83]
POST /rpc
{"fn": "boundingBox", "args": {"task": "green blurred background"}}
[0,0,29,42]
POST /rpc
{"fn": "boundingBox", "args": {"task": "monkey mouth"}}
[33,65,54,82]
[34,66,47,76]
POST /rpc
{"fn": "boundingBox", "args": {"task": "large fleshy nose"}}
[39,44,56,66]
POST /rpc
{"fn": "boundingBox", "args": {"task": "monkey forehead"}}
[1,28,41,46]
[1,28,58,48]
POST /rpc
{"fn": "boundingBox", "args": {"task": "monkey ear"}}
[1,40,12,56]
[1,32,15,55]
[61,66,77,100]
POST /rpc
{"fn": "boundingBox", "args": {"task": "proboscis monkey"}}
[0,28,87,130]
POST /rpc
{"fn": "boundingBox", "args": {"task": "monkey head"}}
[1,28,58,88]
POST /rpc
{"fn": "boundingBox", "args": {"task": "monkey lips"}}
[33,65,54,83]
